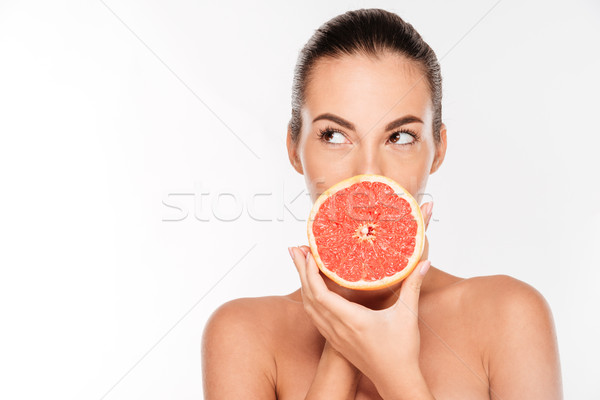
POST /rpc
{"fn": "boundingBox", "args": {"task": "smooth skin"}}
[202,52,563,399]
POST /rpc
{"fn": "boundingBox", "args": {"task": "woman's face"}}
[287,52,447,204]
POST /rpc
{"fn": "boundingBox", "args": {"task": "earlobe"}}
[286,125,304,175]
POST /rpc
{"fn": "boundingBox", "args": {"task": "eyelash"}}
[317,125,420,146]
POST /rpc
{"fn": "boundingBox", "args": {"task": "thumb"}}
[420,234,429,262]
[396,260,431,315]
[421,201,433,230]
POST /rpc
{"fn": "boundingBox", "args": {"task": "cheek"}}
[384,151,431,201]
[299,140,434,204]
[300,142,352,202]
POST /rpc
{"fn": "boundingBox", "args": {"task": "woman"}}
[202,8,562,399]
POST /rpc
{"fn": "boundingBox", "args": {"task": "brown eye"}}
[322,131,334,141]
[388,131,417,145]
[318,128,349,144]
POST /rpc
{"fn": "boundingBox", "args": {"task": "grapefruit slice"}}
[307,174,425,290]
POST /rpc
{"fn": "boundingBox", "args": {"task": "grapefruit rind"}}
[307,174,425,291]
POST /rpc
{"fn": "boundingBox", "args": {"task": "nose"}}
[353,142,383,176]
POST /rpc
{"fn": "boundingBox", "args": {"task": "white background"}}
[1,0,599,398]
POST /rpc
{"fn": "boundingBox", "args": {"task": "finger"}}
[396,259,431,316]
[292,250,337,338]
[289,247,298,271]
[298,245,309,257]
[300,246,333,310]
[305,251,369,320]
[304,251,331,304]
[420,202,433,230]
[296,246,321,305]
[289,246,302,275]
[420,234,429,261]
[295,248,333,327]
[302,249,353,327]
[290,246,315,301]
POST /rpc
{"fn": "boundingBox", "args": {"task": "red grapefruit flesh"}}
[307,174,425,290]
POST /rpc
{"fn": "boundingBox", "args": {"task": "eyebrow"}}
[312,113,424,132]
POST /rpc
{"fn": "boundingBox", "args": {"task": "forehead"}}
[303,52,432,128]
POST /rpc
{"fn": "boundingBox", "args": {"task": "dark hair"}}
[289,8,442,145]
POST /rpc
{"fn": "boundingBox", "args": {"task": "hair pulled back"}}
[289,8,442,145]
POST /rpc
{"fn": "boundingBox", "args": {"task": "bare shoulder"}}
[459,274,553,318]
[202,294,296,350]
[205,295,292,325]
[454,274,556,339]
[422,269,552,320]
[453,274,562,399]
[201,295,298,399]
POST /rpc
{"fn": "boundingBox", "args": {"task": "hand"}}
[289,202,434,398]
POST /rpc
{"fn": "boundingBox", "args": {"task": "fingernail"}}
[306,250,311,261]
[426,202,433,224]
[288,247,294,260]
[422,203,430,217]
[298,246,308,257]
[419,260,431,276]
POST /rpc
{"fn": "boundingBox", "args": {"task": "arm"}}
[307,340,434,400]
[486,276,563,399]
[201,298,277,399]
[305,340,361,400]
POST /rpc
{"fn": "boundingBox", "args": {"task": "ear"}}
[430,123,447,174]
[287,123,304,175]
